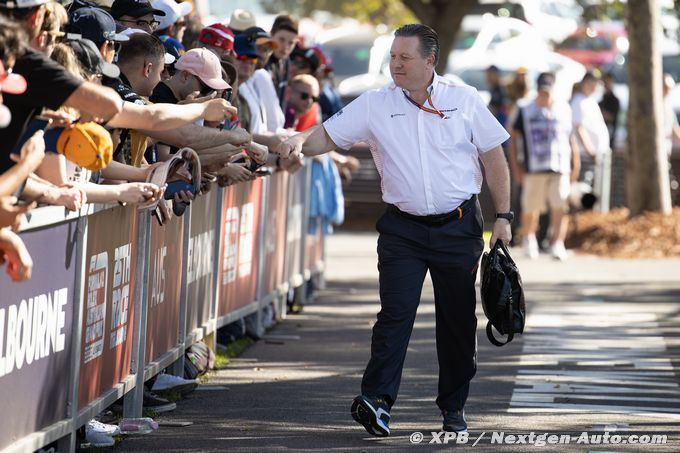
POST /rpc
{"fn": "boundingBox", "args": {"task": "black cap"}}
[536,72,555,91]
[67,6,129,47]
[65,38,121,78]
[110,0,165,19]
[486,65,500,73]
[290,45,320,73]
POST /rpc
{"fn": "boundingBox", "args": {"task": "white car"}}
[448,50,586,103]
[446,14,550,73]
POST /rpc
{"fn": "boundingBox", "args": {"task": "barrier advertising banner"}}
[145,213,183,365]
[79,206,138,409]
[0,220,78,450]
[284,169,305,285]
[262,171,289,297]
[186,189,217,335]
[218,178,263,316]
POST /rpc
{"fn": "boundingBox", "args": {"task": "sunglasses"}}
[236,55,258,64]
[106,40,122,54]
[298,91,319,102]
[119,18,160,31]
[195,76,215,96]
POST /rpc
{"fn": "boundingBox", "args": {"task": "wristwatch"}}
[495,211,515,223]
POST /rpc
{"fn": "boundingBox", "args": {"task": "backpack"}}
[184,341,215,379]
[480,240,526,346]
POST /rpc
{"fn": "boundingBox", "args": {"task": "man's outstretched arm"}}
[275,125,338,158]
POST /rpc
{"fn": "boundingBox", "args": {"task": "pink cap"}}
[174,48,230,90]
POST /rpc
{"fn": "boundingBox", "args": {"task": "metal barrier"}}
[0,165,325,452]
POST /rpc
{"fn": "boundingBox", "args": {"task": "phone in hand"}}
[11,116,52,155]
[164,180,195,200]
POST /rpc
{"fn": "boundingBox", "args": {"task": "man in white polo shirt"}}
[277,24,511,437]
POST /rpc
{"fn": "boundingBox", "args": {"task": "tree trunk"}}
[402,0,478,75]
[625,0,672,215]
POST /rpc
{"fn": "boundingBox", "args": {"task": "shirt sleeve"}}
[322,91,371,149]
[469,88,510,152]
[571,97,584,126]
[12,50,83,111]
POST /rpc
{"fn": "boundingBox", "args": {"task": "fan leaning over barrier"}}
[480,239,526,346]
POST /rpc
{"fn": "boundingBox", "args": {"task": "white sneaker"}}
[85,420,117,447]
[152,373,198,395]
[523,235,539,259]
[86,419,120,436]
[550,241,568,261]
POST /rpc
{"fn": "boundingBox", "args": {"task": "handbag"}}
[480,239,526,346]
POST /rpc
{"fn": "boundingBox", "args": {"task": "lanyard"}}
[402,90,446,118]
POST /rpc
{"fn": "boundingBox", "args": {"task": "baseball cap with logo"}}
[229,8,256,34]
[242,26,278,49]
[290,45,320,73]
[152,0,191,31]
[198,23,234,52]
[68,6,129,47]
[65,38,121,78]
[175,48,230,90]
[234,33,258,59]
[110,0,165,19]
[0,0,50,8]
[44,122,113,171]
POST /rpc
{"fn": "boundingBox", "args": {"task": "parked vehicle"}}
[555,21,628,69]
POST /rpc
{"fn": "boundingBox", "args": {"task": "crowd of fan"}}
[0,0,359,283]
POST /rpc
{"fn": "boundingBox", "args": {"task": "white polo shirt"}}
[323,73,509,215]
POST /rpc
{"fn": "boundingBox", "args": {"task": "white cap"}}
[118,28,176,64]
[229,8,256,33]
[152,0,192,31]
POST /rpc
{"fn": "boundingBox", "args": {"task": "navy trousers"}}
[361,200,484,412]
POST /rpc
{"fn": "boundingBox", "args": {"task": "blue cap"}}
[68,7,129,47]
[160,35,185,61]
[234,33,258,58]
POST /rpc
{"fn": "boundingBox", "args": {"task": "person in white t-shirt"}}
[570,71,610,180]
[277,24,511,437]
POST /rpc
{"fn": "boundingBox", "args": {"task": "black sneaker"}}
[350,395,390,437]
[442,408,467,433]
[143,390,176,413]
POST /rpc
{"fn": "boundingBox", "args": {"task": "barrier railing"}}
[0,165,324,452]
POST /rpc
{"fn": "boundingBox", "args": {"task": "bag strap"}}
[486,279,515,347]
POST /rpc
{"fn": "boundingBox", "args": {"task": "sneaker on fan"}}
[550,240,568,261]
[152,373,198,395]
[86,419,120,436]
[523,235,539,259]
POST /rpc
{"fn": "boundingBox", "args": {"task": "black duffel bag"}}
[480,239,526,346]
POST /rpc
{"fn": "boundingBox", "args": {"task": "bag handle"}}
[493,239,517,266]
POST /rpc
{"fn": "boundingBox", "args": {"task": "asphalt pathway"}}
[119,233,680,452]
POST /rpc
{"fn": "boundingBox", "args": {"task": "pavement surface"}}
[119,232,680,452]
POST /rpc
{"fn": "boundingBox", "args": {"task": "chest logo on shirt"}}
[390,113,406,118]
[440,108,458,112]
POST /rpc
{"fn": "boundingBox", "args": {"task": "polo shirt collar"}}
[395,71,439,96]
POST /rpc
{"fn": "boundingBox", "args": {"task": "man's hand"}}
[179,91,216,104]
[0,229,33,282]
[173,190,194,204]
[215,163,254,184]
[118,182,164,204]
[0,196,35,231]
[489,219,512,249]
[203,98,238,122]
[41,110,76,129]
[275,134,304,158]
[44,185,87,211]
[280,153,304,173]
[228,128,251,147]
[9,129,45,172]
[245,141,268,164]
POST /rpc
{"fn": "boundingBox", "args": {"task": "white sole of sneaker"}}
[350,396,390,437]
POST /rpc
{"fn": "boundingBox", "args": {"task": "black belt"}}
[388,196,476,226]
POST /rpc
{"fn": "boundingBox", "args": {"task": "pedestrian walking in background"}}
[277,23,512,437]
[509,72,580,261]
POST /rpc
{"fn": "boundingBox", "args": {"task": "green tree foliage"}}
[260,0,416,27]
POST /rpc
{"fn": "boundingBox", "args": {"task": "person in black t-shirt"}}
[0,0,123,208]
